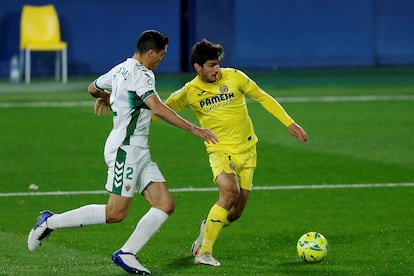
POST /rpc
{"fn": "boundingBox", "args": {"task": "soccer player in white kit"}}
[27,30,219,275]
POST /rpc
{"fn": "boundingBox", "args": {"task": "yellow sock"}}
[199,204,228,255]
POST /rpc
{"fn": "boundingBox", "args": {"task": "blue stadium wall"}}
[0,0,413,77]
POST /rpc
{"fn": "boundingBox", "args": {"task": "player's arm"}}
[248,87,307,142]
[145,94,219,144]
[235,69,307,142]
[87,81,111,116]
[152,87,187,122]
[234,69,293,126]
[248,86,294,126]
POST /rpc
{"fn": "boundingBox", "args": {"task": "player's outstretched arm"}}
[145,94,219,144]
[288,123,308,142]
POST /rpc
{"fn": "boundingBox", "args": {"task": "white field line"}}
[0,101,95,108]
[1,182,413,197]
[1,94,414,109]
[276,94,414,103]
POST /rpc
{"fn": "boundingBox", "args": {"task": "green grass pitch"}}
[0,67,413,275]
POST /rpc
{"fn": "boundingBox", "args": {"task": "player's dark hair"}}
[136,30,169,54]
[190,39,224,66]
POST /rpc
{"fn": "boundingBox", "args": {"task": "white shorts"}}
[105,145,166,197]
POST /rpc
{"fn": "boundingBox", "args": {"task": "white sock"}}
[121,207,169,254]
[47,204,106,229]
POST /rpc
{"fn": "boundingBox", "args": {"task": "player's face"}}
[148,46,167,70]
[197,59,220,83]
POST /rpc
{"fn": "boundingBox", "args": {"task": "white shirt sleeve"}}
[95,68,115,90]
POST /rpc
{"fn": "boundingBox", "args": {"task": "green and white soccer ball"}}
[297,232,328,263]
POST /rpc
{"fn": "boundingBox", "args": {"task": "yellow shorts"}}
[209,146,257,191]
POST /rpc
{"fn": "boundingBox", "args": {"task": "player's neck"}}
[133,53,149,68]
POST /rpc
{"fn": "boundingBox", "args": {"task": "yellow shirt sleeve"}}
[152,85,189,122]
[164,85,189,113]
[241,71,295,127]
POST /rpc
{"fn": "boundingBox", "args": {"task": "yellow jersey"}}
[165,68,295,154]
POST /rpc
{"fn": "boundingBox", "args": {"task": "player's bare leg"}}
[227,188,250,223]
[195,172,239,266]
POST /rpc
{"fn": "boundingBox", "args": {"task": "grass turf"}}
[0,67,413,275]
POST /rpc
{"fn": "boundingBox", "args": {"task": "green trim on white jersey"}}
[95,58,158,158]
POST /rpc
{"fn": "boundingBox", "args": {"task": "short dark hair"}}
[136,30,169,54]
[190,39,224,66]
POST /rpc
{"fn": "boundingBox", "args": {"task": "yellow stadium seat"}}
[20,5,67,84]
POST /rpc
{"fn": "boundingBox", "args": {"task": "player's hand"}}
[288,123,308,142]
[94,92,111,116]
[192,127,220,144]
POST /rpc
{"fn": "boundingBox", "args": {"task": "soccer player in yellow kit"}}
[164,39,308,266]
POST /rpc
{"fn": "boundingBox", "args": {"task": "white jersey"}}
[94,58,158,164]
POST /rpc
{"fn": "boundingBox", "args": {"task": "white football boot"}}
[195,253,221,266]
[191,220,206,256]
[27,210,54,251]
[112,250,151,275]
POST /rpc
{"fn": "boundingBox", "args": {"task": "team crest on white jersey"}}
[146,78,154,87]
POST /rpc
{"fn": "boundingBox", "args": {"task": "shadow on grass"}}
[168,255,195,272]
